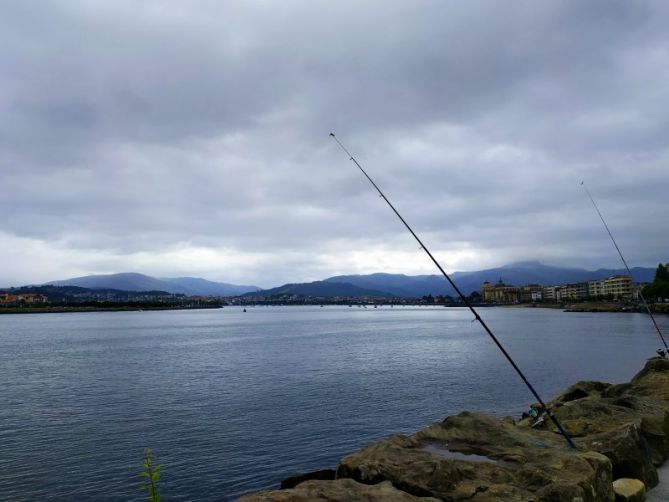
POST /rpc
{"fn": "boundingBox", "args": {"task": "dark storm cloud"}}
[1,0,668,285]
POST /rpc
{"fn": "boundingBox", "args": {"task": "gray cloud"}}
[1,0,668,286]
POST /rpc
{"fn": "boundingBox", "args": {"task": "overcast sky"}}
[1,0,668,288]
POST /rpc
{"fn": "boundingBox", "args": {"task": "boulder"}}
[337,412,614,501]
[612,478,646,502]
[518,358,669,487]
[236,479,440,501]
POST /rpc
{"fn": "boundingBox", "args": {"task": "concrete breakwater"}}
[239,358,669,501]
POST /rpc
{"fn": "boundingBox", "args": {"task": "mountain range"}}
[40,261,657,298]
[244,280,392,298]
[319,261,656,297]
[47,273,261,296]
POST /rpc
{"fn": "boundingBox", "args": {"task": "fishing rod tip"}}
[329,132,335,137]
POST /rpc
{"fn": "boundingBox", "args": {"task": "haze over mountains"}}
[41,262,657,298]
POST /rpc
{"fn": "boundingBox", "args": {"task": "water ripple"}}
[0,307,665,501]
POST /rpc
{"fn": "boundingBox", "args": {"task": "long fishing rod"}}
[581,181,668,351]
[330,132,576,450]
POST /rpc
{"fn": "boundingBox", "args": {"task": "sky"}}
[1,0,668,288]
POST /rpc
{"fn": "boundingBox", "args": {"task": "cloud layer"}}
[2,0,668,287]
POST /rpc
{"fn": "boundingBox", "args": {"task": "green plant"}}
[139,448,161,502]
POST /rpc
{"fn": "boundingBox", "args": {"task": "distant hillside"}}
[47,273,260,296]
[324,273,446,298]
[247,281,393,298]
[325,261,655,297]
[49,273,169,292]
[160,277,261,296]
[37,262,658,299]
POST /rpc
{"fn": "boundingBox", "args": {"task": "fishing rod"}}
[330,132,577,450]
[581,181,669,351]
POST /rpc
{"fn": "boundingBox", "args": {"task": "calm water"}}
[0,306,666,501]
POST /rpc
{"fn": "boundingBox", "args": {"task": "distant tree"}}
[642,263,669,300]
[422,294,435,304]
[468,291,482,303]
[655,263,669,281]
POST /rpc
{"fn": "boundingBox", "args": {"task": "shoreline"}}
[0,305,223,315]
[240,357,669,501]
[2,302,667,316]
[505,301,669,314]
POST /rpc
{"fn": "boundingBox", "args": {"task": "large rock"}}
[236,479,440,501]
[612,478,646,502]
[518,358,669,487]
[337,411,614,501]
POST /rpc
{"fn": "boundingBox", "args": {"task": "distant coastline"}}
[4,302,668,316]
[0,305,223,315]
[507,302,669,314]
[562,302,669,314]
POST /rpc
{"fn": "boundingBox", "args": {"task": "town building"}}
[603,275,634,299]
[482,274,637,304]
[0,293,49,305]
[482,280,519,303]
[519,284,543,302]
[561,282,589,301]
[542,286,557,301]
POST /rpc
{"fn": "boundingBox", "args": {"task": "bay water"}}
[0,306,666,500]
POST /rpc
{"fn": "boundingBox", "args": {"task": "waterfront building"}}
[519,284,542,302]
[0,293,48,305]
[587,275,633,300]
[482,273,637,304]
[484,275,638,304]
[481,279,519,303]
[603,275,633,299]
[482,281,495,302]
[542,286,557,301]
[561,282,589,300]
[588,280,604,297]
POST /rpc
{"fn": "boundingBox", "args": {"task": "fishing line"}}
[581,181,668,350]
[330,132,576,450]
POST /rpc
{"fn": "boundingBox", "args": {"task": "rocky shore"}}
[238,358,669,501]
